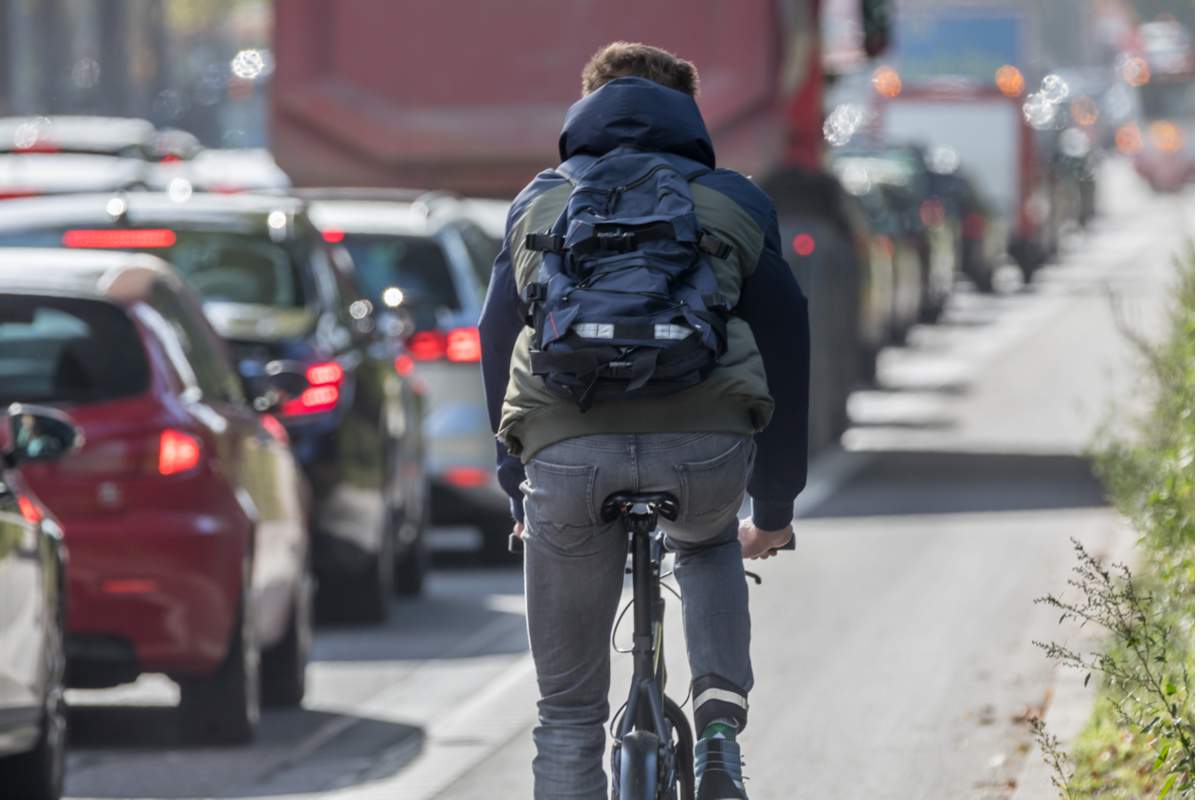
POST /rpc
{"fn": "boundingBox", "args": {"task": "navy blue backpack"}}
[522,147,733,411]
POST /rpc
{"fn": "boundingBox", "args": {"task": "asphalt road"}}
[63,160,1192,800]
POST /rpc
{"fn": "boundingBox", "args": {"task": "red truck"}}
[273,0,889,452]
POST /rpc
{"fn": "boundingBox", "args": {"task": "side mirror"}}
[3,403,84,467]
[239,360,309,412]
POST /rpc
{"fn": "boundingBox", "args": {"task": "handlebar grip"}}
[508,531,525,554]
[774,534,796,552]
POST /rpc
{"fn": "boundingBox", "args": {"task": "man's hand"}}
[513,521,525,540]
[738,518,794,560]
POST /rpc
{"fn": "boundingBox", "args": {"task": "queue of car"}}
[0,87,1184,797]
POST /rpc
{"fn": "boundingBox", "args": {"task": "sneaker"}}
[694,738,748,799]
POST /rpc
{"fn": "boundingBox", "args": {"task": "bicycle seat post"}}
[601,492,679,686]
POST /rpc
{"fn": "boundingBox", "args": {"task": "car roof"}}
[305,199,441,235]
[0,191,306,231]
[0,116,157,152]
[0,247,175,302]
[0,154,147,192]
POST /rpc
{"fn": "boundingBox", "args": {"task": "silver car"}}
[304,190,513,559]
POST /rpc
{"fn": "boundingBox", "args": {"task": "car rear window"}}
[0,228,309,308]
[341,234,460,324]
[0,294,149,405]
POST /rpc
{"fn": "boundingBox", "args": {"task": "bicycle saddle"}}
[601,492,679,524]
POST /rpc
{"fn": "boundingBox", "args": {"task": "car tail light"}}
[158,429,202,476]
[394,355,415,376]
[444,466,489,488]
[101,578,158,595]
[280,360,344,417]
[0,189,37,201]
[321,229,346,243]
[306,361,344,386]
[791,233,816,257]
[446,327,481,363]
[919,199,945,228]
[63,228,177,249]
[405,328,481,363]
[16,142,59,154]
[17,495,43,524]
[408,330,446,361]
[962,213,986,240]
[259,413,289,444]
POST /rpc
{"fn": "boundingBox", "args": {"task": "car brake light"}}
[962,213,986,240]
[101,578,158,595]
[259,413,289,444]
[17,495,43,524]
[408,330,446,361]
[281,360,345,417]
[791,233,816,257]
[16,142,60,154]
[0,189,38,201]
[306,361,344,386]
[158,429,202,476]
[446,327,481,363]
[281,386,339,415]
[919,199,945,228]
[322,229,346,243]
[444,466,489,488]
[63,228,177,249]
[394,355,415,376]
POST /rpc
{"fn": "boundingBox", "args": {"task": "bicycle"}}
[511,490,793,799]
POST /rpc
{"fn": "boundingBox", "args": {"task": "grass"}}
[1037,248,1195,799]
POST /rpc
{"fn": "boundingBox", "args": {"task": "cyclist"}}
[480,42,810,800]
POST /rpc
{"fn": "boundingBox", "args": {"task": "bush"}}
[1034,251,1195,799]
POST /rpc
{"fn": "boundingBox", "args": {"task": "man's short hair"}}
[581,42,699,97]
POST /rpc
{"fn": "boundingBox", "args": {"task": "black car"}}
[0,404,78,800]
[0,193,429,622]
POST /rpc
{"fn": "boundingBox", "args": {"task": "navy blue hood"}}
[558,77,716,168]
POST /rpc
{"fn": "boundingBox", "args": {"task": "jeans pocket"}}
[524,458,599,551]
[673,436,750,525]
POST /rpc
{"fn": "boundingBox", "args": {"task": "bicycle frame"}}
[511,492,693,798]
[616,525,674,746]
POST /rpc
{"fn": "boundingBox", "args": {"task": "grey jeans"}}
[522,432,755,800]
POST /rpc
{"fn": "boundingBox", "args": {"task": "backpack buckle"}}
[594,230,638,252]
[525,232,565,252]
[698,232,733,260]
[523,282,547,304]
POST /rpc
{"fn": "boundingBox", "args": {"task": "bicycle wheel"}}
[618,730,659,800]
[663,697,695,800]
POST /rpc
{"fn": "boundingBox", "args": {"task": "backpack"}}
[521,147,734,412]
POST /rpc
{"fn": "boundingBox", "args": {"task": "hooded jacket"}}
[479,77,809,531]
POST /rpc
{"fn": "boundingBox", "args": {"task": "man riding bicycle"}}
[480,42,810,800]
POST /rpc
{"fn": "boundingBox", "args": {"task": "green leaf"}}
[1164,681,1178,696]
[1157,773,1177,799]
[1154,743,1170,770]
[1142,716,1161,734]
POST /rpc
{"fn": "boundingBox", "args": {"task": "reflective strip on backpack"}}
[572,323,615,339]
[654,324,694,341]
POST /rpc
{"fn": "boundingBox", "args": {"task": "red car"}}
[0,248,313,744]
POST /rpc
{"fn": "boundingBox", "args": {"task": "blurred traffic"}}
[0,1,1191,798]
